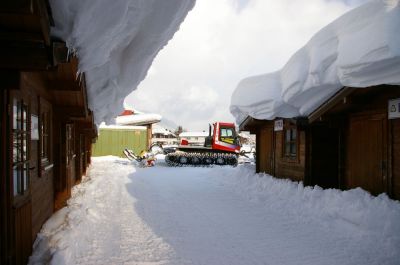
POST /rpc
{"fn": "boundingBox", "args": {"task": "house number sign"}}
[388,98,400,119]
[274,119,283,131]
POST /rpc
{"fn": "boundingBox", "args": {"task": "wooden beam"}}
[308,87,356,123]
[0,43,50,70]
[0,0,34,14]
[35,0,51,45]
[80,73,90,119]
[47,80,81,91]
[54,106,88,119]
[0,71,20,90]
[0,31,44,44]
[239,116,269,132]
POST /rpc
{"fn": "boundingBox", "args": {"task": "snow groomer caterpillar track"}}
[165,152,238,166]
[165,122,240,167]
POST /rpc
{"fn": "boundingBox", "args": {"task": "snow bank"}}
[49,0,195,124]
[230,0,400,123]
[29,157,137,265]
[29,157,400,264]
[212,165,400,260]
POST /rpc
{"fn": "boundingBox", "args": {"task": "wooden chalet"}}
[241,85,400,200]
[0,1,97,264]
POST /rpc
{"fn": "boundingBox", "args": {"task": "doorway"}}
[346,112,388,195]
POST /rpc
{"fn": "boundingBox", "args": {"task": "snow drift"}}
[49,0,195,124]
[230,0,400,123]
[29,157,400,264]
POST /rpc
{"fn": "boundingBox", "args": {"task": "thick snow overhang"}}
[230,0,400,124]
[49,0,195,124]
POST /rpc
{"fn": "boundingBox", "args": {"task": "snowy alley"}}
[29,156,400,265]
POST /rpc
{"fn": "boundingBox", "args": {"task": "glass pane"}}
[13,167,21,196]
[23,165,29,191]
[286,130,291,142]
[226,129,233,137]
[221,129,227,137]
[292,128,297,140]
[13,168,18,195]
[23,105,27,131]
[285,143,290,155]
[41,114,45,157]
[13,98,18,130]
[13,133,20,163]
[17,101,22,130]
[22,134,27,161]
[291,143,297,155]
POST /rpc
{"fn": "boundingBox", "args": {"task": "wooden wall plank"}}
[391,119,400,200]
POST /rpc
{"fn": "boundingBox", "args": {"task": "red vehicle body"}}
[166,122,240,166]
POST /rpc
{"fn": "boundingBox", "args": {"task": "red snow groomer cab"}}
[165,122,241,166]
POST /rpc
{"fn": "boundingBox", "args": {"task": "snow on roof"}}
[179,131,209,137]
[99,124,147,131]
[230,0,400,124]
[49,0,195,124]
[115,113,162,126]
[152,124,176,136]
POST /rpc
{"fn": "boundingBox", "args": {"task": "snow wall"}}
[230,0,400,124]
[49,0,195,124]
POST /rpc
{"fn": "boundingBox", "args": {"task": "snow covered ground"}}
[29,156,400,265]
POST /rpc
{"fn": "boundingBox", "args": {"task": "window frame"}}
[219,127,236,144]
[11,97,31,204]
[39,97,52,168]
[282,125,299,161]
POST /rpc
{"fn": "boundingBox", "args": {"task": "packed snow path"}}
[30,156,400,265]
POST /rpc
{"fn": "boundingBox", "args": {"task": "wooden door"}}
[66,124,75,192]
[54,123,75,210]
[9,91,32,265]
[347,113,387,195]
[258,127,274,175]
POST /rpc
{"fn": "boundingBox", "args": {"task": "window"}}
[12,98,30,197]
[284,127,297,158]
[220,127,235,144]
[40,98,52,165]
[41,112,50,161]
[221,128,234,137]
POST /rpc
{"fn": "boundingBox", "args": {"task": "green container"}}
[92,127,148,157]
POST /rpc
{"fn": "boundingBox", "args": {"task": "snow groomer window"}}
[220,127,235,144]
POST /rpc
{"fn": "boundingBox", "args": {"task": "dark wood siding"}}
[1,89,9,265]
[19,74,55,241]
[13,201,32,265]
[391,119,400,200]
[1,4,97,262]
